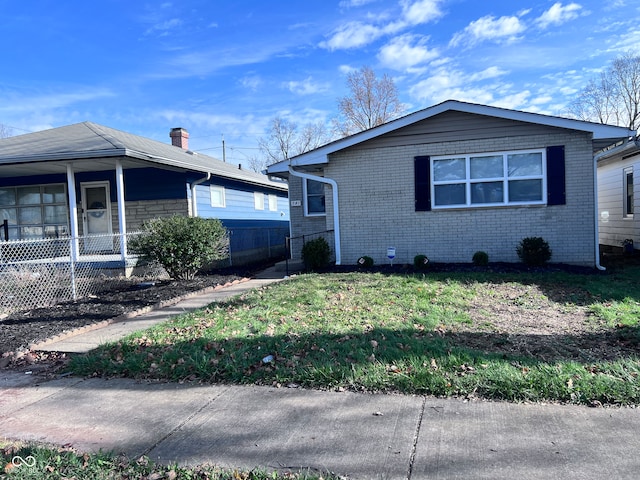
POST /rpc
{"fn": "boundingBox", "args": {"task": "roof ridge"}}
[82,121,127,150]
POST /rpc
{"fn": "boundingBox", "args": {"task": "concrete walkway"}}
[2,268,640,479]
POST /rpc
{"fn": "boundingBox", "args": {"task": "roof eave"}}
[269,100,635,170]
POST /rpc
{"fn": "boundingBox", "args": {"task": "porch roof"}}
[0,122,286,191]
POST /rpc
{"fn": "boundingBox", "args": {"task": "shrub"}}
[516,237,552,266]
[472,251,489,266]
[357,255,374,268]
[301,237,331,271]
[413,254,430,270]
[130,215,229,280]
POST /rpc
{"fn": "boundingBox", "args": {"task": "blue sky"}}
[1,0,638,167]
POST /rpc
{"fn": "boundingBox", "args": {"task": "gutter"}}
[287,165,341,265]
[190,172,210,217]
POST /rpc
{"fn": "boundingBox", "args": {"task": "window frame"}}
[0,183,68,240]
[268,194,278,212]
[303,178,326,217]
[624,167,634,218]
[430,148,547,209]
[209,185,226,208]
[253,191,265,210]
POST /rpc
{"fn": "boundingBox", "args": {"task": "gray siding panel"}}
[352,111,568,151]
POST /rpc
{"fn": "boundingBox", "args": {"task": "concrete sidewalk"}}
[2,267,640,478]
[1,375,639,479]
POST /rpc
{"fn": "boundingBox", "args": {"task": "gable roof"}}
[268,100,635,174]
[0,121,286,191]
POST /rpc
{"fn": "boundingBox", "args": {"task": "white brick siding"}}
[290,130,597,266]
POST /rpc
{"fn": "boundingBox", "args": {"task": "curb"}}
[11,277,252,357]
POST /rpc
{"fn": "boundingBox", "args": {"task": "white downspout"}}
[288,165,341,265]
[190,173,210,217]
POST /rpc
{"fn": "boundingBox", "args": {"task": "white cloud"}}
[320,21,384,50]
[408,65,528,109]
[401,0,444,26]
[338,64,358,75]
[240,75,262,92]
[0,89,115,114]
[468,66,508,81]
[285,77,330,95]
[144,18,183,36]
[339,0,375,7]
[450,15,526,47]
[378,34,439,70]
[536,2,583,29]
[321,0,444,51]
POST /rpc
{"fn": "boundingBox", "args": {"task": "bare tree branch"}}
[335,66,405,137]
[568,53,640,132]
[0,123,13,138]
[256,116,330,171]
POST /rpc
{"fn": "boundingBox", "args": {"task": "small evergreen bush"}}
[357,256,374,268]
[413,254,430,270]
[130,215,229,280]
[301,237,331,271]
[472,251,489,266]
[516,237,552,266]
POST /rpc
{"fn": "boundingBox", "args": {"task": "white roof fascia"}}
[270,100,635,172]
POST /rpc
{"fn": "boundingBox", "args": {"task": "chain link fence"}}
[0,232,166,317]
[0,225,290,317]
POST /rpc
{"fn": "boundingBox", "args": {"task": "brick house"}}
[267,100,634,267]
[0,122,289,267]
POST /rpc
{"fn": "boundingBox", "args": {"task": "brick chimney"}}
[170,127,189,150]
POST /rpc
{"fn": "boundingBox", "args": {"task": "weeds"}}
[0,441,330,479]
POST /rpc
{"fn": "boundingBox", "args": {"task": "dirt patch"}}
[448,282,639,362]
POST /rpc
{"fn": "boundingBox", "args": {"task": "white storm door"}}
[81,182,112,252]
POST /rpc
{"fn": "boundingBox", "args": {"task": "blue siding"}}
[222,219,290,256]
[0,173,67,187]
[124,168,188,201]
[194,182,290,222]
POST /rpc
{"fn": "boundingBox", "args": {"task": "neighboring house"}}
[0,122,289,268]
[267,100,634,267]
[597,136,640,252]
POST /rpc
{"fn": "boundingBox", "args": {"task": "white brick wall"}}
[289,130,597,266]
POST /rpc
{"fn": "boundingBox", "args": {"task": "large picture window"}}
[304,179,326,216]
[431,149,546,209]
[0,184,68,240]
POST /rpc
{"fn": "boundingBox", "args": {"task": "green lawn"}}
[71,266,640,406]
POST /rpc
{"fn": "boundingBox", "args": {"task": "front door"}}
[81,182,112,252]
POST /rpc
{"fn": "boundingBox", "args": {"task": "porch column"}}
[115,159,127,260]
[66,164,79,261]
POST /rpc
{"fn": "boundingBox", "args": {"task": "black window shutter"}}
[415,155,431,211]
[546,146,566,205]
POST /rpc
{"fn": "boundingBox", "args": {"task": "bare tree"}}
[568,53,640,131]
[0,123,13,138]
[334,66,405,137]
[256,116,330,171]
